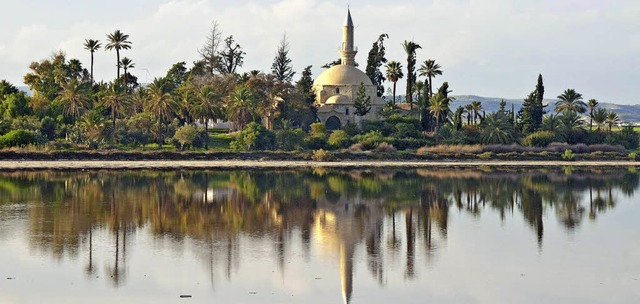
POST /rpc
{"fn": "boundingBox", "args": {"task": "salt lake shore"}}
[0,160,638,171]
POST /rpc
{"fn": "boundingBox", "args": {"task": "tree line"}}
[0,23,637,152]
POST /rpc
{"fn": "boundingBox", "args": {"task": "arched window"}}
[335,87,340,94]
[345,108,349,115]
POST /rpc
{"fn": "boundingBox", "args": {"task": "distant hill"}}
[395,94,640,123]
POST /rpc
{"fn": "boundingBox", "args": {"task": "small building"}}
[313,10,385,130]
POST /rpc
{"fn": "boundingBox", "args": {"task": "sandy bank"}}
[0,160,638,170]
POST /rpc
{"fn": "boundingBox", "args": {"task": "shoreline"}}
[0,160,638,171]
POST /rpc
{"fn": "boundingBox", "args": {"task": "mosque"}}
[313,9,385,130]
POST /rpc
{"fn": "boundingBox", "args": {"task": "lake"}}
[1,168,639,303]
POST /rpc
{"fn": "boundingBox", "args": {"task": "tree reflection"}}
[0,167,637,303]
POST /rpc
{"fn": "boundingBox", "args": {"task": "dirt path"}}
[0,160,638,170]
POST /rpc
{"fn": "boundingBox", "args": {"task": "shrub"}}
[328,130,351,149]
[312,149,334,161]
[230,122,275,151]
[309,122,326,138]
[418,144,482,154]
[353,130,385,150]
[275,128,306,151]
[393,122,421,138]
[389,137,429,150]
[522,131,556,147]
[0,129,39,148]
[346,143,364,152]
[629,152,639,161]
[374,142,397,153]
[306,136,327,150]
[173,125,200,150]
[562,149,576,161]
[40,117,57,141]
[478,152,494,159]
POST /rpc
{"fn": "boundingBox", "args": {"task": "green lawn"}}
[209,133,232,150]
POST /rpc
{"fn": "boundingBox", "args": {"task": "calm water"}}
[1,168,639,304]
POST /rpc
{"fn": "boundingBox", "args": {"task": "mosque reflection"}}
[0,167,637,303]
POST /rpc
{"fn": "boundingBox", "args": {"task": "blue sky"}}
[1,0,639,104]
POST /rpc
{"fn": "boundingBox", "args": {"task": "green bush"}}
[173,125,200,150]
[522,131,556,147]
[353,130,385,150]
[309,122,326,138]
[389,137,429,150]
[0,129,39,148]
[478,151,494,159]
[562,149,576,161]
[230,122,275,151]
[328,130,351,149]
[393,122,421,138]
[312,149,334,161]
[629,152,638,161]
[40,117,57,141]
[275,128,306,151]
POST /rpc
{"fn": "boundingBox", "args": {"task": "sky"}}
[1,0,639,104]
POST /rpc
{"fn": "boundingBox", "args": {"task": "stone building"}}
[313,10,385,130]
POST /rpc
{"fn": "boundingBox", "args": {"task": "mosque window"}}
[336,88,340,94]
[345,108,349,115]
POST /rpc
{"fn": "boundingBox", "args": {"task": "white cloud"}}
[1,0,639,104]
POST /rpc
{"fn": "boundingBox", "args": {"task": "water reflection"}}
[0,168,638,303]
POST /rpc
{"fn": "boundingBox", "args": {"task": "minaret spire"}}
[340,8,357,66]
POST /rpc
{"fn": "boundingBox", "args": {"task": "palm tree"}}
[587,99,598,131]
[555,89,586,114]
[418,59,443,99]
[145,77,177,146]
[605,111,621,132]
[227,86,258,131]
[428,93,450,144]
[190,85,224,149]
[591,108,607,131]
[105,30,132,82]
[464,104,473,126]
[541,114,562,132]
[471,101,483,125]
[385,61,403,105]
[480,112,515,144]
[559,111,584,141]
[119,57,135,91]
[102,83,130,129]
[402,41,422,109]
[83,39,101,83]
[130,87,147,115]
[57,78,90,119]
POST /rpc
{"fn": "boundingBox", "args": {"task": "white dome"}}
[313,65,373,86]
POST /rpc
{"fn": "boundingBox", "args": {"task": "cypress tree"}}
[271,34,295,82]
[365,34,389,97]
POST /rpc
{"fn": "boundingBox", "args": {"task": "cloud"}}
[1,0,639,103]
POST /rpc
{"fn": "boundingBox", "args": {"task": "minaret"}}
[339,9,357,66]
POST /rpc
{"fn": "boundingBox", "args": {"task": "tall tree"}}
[418,59,443,99]
[190,85,224,149]
[471,100,483,126]
[227,86,258,130]
[465,104,473,126]
[83,39,101,83]
[353,82,372,117]
[271,34,295,82]
[102,83,129,129]
[402,40,421,109]
[105,30,132,82]
[587,99,598,131]
[555,89,586,114]
[145,77,178,146]
[119,57,135,91]
[56,78,90,119]
[295,65,317,127]
[216,36,245,75]
[533,74,545,127]
[428,93,450,144]
[605,111,621,132]
[365,34,389,97]
[198,21,223,75]
[591,108,607,131]
[384,61,403,105]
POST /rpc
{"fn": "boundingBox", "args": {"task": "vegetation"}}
[0,22,637,161]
